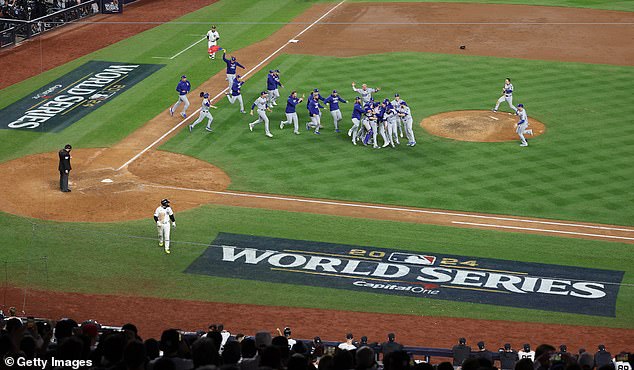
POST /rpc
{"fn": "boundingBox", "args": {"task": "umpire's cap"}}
[64,144,72,150]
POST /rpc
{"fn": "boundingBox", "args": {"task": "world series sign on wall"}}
[186,233,624,317]
[0,61,163,132]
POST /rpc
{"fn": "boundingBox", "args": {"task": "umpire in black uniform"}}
[58,144,72,192]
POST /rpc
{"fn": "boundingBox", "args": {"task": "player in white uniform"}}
[391,94,405,138]
[363,106,379,148]
[249,91,273,138]
[189,92,218,132]
[517,344,535,362]
[398,101,416,147]
[154,199,176,254]
[352,82,380,104]
[493,78,518,114]
[206,25,220,59]
[515,103,533,147]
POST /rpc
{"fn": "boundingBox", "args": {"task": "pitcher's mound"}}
[421,110,545,142]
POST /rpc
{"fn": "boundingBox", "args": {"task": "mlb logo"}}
[388,253,436,265]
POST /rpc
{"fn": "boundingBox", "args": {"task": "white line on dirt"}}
[489,116,499,120]
[142,184,634,235]
[116,0,346,172]
[451,221,634,241]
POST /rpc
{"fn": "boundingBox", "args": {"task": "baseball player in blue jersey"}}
[280,91,304,135]
[227,75,246,113]
[515,103,533,146]
[493,78,518,114]
[169,75,191,118]
[189,92,218,132]
[306,95,325,135]
[398,101,416,146]
[305,88,325,129]
[323,90,348,133]
[348,96,364,145]
[249,91,273,138]
[223,50,246,92]
[391,94,405,138]
[267,70,283,106]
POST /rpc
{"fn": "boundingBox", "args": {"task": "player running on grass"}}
[169,75,191,118]
[515,103,533,147]
[223,50,246,91]
[492,78,518,114]
[267,70,283,106]
[323,90,347,133]
[280,91,304,135]
[189,92,218,133]
[227,75,246,113]
[249,91,273,138]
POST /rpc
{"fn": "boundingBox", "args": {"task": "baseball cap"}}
[598,345,606,351]
[181,75,187,79]
[346,333,354,340]
[360,336,368,344]
[504,343,511,350]
[313,88,319,92]
[388,333,395,340]
[64,144,72,150]
[383,98,389,104]
[332,90,337,93]
[261,91,267,95]
[560,345,567,352]
[269,70,274,73]
[274,69,280,73]
[203,93,210,98]
[400,101,407,106]
[355,96,361,100]
[478,341,485,349]
[523,344,531,351]
[283,327,291,336]
[394,93,400,97]
[236,75,241,78]
[314,336,322,344]
[517,103,524,107]
[231,56,236,61]
[459,338,466,344]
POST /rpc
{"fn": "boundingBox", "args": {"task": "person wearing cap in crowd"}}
[380,333,404,358]
[518,344,535,362]
[348,96,365,144]
[306,93,325,135]
[515,103,533,147]
[323,90,348,133]
[352,81,380,104]
[595,345,612,368]
[249,91,273,138]
[223,49,246,91]
[227,74,246,113]
[338,333,357,351]
[452,338,471,368]
[280,90,304,135]
[499,343,519,370]
[267,70,283,106]
[58,144,72,192]
[276,327,296,350]
[170,75,191,118]
[474,341,493,363]
[311,336,324,358]
[391,93,405,138]
[558,345,568,356]
[189,91,218,133]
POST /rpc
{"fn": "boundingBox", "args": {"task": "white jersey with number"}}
[518,350,535,361]
[206,30,219,45]
[614,361,632,370]
[154,206,174,224]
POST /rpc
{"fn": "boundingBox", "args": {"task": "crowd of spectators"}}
[0,311,631,370]
[0,0,97,22]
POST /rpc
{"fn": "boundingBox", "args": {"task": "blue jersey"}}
[223,54,245,74]
[285,96,301,114]
[377,106,386,122]
[307,99,323,116]
[176,80,191,96]
[266,74,277,90]
[231,80,243,96]
[324,95,347,111]
[352,103,364,120]
[307,93,325,109]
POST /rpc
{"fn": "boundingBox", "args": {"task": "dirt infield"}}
[0,0,216,89]
[421,110,546,142]
[3,286,633,352]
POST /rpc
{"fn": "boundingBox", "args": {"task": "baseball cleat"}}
[492,109,497,113]
[306,123,310,131]
[205,127,213,132]
[188,125,193,133]
[169,108,174,116]
[411,142,416,147]
[165,249,170,254]
[347,129,352,137]
[382,142,390,148]
[240,110,246,114]
[249,123,254,132]
[520,143,528,147]
[352,141,357,146]
[181,112,187,118]
[314,131,320,135]
[159,241,164,247]
[211,55,215,60]
[293,131,300,135]
[280,121,284,129]
[335,129,340,133]
[526,129,534,136]
[373,145,379,149]
[391,142,395,148]
[266,132,273,138]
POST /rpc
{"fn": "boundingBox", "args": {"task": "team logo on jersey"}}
[186,233,624,317]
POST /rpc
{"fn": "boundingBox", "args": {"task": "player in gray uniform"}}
[363,106,379,149]
[391,94,405,138]
[385,102,400,147]
[249,91,273,138]
[189,92,218,132]
[493,78,518,114]
[352,82,380,104]
[398,101,416,147]
[515,103,533,147]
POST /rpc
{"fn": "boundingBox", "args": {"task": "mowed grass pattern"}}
[163,53,634,226]
[347,0,634,12]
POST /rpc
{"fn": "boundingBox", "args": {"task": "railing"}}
[0,26,16,48]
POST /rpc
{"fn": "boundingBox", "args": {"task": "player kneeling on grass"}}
[154,199,176,254]
[280,91,304,135]
[249,91,273,138]
[189,92,218,133]
[515,103,533,147]
[227,75,246,113]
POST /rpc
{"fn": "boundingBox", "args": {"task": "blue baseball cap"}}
[203,93,210,98]
[274,69,280,73]
[261,91,267,95]
[332,90,337,93]
[236,75,241,78]
[181,75,187,79]
[231,56,236,61]
[355,96,361,100]
[313,88,319,92]
[394,93,400,97]
[400,101,407,106]
[517,103,524,107]
[269,70,274,73]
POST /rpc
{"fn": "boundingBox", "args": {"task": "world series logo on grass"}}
[186,233,624,317]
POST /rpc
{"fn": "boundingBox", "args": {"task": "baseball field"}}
[0,0,633,350]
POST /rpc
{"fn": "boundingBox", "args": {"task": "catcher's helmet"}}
[161,199,170,207]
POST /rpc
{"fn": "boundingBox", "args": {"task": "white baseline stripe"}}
[452,222,634,241]
[143,184,634,236]
[116,0,346,172]
[170,36,207,60]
